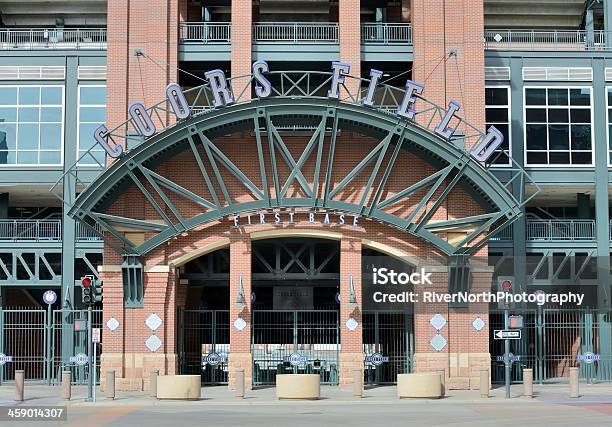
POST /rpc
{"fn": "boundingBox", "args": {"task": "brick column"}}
[339,237,363,388]
[338,0,361,96]
[99,271,125,384]
[412,0,485,136]
[228,232,252,390]
[231,0,252,101]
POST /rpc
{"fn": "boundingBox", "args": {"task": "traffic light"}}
[81,275,94,306]
[497,276,515,309]
[94,280,103,303]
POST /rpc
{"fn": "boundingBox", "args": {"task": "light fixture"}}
[236,274,246,309]
[348,275,357,308]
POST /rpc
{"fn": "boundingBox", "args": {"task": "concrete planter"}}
[276,374,320,400]
[397,373,442,399]
[156,375,201,400]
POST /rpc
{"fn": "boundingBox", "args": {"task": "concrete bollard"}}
[14,370,24,402]
[61,371,72,400]
[353,369,363,398]
[437,369,445,397]
[105,370,115,400]
[569,367,579,398]
[150,370,158,398]
[523,368,533,398]
[235,368,245,398]
[480,369,489,398]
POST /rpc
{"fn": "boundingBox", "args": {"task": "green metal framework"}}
[53,71,536,257]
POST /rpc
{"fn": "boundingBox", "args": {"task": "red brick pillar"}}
[339,237,363,388]
[338,0,361,96]
[228,233,252,390]
[411,0,485,137]
[99,271,125,385]
[231,0,252,101]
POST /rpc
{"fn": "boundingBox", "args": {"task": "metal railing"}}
[0,219,102,242]
[253,22,338,43]
[361,23,412,44]
[484,30,611,51]
[0,28,107,50]
[526,219,595,241]
[179,22,231,43]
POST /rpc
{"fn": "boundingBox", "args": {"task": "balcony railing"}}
[0,219,103,242]
[361,23,412,44]
[179,22,231,44]
[490,220,597,242]
[484,30,611,51]
[76,222,103,241]
[253,22,339,43]
[0,28,107,50]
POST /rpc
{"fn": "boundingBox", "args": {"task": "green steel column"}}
[510,57,527,293]
[606,0,612,47]
[61,56,79,366]
[592,59,612,380]
[0,193,8,219]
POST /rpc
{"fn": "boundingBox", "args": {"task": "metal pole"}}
[93,342,97,402]
[86,305,93,402]
[46,303,51,385]
[504,308,511,398]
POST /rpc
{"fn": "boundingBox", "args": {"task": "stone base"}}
[99,352,177,392]
[413,352,491,390]
[276,374,320,400]
[339,352,364,389]
[228,352,253,390]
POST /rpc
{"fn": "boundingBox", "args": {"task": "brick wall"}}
[339,0,361,95]
[231,0,252,100]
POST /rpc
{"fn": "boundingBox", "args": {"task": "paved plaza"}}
[0,383,610,426]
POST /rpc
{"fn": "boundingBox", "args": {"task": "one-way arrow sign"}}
[494,329,521,340]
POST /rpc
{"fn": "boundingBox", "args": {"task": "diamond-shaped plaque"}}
[106,317,119,331]
[494,33,503,43]
[345,317,358,331]
[430,313,447,331]
[234,317,247,331]
[472,316,485,332]
[145,335,162,352]
[145,313,163,331]
[430,333,447,352]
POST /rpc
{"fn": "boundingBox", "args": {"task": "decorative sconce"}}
[236,274,246,309]
[349,275,357,308]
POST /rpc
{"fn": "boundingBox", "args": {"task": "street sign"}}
[494,329,521,340]
[0,353,13,365]
[495,353,521,362]
[42,290,57,305]
[74,320,88,331]
[509,315,524,328]
[70,353,89,366]
[92,328,101,343]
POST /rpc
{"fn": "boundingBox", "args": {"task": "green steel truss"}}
[53,71,537,257]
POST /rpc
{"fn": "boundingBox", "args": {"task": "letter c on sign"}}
[93,124,123,158]
[128,103,156,137]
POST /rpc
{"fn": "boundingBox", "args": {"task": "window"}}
[77,85,106,165]
[524,87,593,166]
[485,86,511,165]
[0,85,64,166]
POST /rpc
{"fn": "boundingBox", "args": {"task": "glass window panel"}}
[571,125,592,150]
[0,87,17,105]
[79,106,106,122]
[609,125,612,149]
[80,86,107,105]
[40,124,62,150]
[39,151,61,165]
[18,87,40,105]
[40,107,62,122]
[548,109,568,123]
[486,108,508,122]
[491,152,510,165]
[0,107,17,122]
[493,124,510,148]
[0,151,16,164]
[549,152,570,164]
[608,88,612,106]
[572,152,592,164]
[548,88,568,106]
[570,88,591,106]
[526,108,546,122]
[549,125,569,150]
[18,107,39,122]
[526,151,547,164]
[0,123,17,150]
[40,87,62,105]
[526,124,547,150]
[526,89,546,105]
[17,123,39,149]
[570,109,591,123]
[17,150,37,164]
[485,88,508,105]
[78,150,105,165]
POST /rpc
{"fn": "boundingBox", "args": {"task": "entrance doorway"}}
[251,238,340,385]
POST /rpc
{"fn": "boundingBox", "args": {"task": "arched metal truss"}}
[53,71,537,257]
